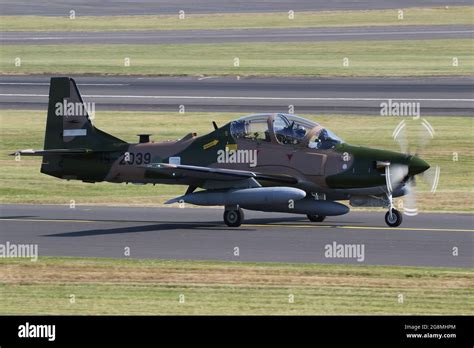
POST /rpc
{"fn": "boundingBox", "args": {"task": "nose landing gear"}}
[385,208,403,227]
[385,193,403,227]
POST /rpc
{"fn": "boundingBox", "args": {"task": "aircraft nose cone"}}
[409,156,430,175]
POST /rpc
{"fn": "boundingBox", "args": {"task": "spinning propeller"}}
[387,118,441,216]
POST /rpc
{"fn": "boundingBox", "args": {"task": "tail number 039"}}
[119,152,152,165]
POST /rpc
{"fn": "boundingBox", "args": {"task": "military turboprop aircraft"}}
[14,77,432,227]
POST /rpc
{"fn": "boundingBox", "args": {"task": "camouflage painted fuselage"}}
[36,78,428,205]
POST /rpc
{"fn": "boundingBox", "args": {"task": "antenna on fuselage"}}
[212,121,218,130]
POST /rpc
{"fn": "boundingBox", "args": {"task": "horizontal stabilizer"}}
[10,148,95,156]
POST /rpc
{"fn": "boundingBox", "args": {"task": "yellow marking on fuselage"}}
[225,144,238,151]
[203,139,219,150]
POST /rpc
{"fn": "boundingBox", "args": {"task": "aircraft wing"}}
[144,163,298,185]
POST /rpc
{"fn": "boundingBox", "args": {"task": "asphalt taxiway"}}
[0,204,472,267]
[1,75,472,115]
[2,25,472,45]
[2,0,471,15]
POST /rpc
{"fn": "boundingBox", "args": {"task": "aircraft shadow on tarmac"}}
[42,216,361,237]
[43,222,253,237]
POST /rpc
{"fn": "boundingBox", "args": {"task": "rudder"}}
[43,77,126,151]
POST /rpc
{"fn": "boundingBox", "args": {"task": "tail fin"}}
[11,77,128,180]
[31,77,128,180]
[43,77,126,151]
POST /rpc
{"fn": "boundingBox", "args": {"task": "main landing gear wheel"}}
[224,208,244,227]
[307,214,326,222]
[385,208,403,227]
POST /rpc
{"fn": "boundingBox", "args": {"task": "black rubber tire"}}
[307,214,326,222]
[224,208,244,227]
[385,209,403,227]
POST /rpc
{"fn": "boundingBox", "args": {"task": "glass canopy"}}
[230,113,343,149]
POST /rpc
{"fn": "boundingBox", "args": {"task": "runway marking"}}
[246,224,474,233]
[1,217,473,233]
[198,76,217,81]
[0,83,49,85]
[0,93,472,102]
[0,83,127,86]
[0,218,99,223]
[1,29,472,41]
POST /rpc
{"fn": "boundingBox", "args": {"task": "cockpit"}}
[230,113,343,149]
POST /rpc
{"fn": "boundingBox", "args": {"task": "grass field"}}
[1,40,472,77]
[0,110,472,212]
[0,257,472,315]
[0,7,472,32]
